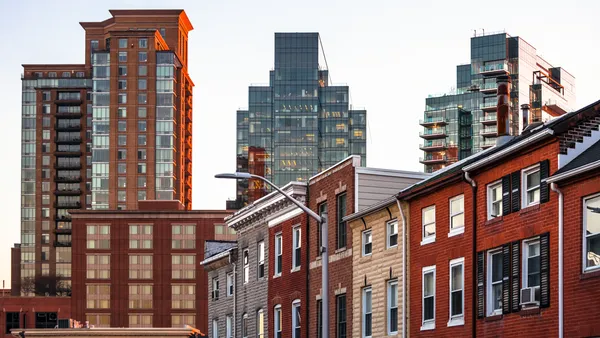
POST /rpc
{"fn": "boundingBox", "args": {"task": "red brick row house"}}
[398,99,600,337]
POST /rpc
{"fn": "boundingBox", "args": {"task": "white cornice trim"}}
[268,208,304,227]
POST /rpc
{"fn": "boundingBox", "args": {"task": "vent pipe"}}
[496,75,512,145]
[521,103,530,132]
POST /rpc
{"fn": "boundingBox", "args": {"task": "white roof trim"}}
[308,155,361,182]
[547,159,600,183]
[200,249,233,266]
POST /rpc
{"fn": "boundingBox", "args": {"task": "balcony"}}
[55,136,82,144]
[55,93,82,105]
[55,123,81,132]
[55,163,82,170]
[54,240,72,248]
[55,151,82,157]
[54,201,81,209]
[419,155,449,165]
[481,126,498,137]
[419,128,446,139]
[480,82,498,94]
[55,214,72,222]
[54,189,82,196]
[419,140,447,151]
[479,61,509,76]
[55,176,81,183]
[481,114,497,125]
[481,101,497,112]
[55,227,72,235]
[419,117,448,127]
[55,112,83,119]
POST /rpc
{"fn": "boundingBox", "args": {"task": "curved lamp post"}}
[215,172,329,338]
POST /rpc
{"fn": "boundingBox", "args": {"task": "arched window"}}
[257,309,264,338]
[274,304,282,338]
[242,313,248,338]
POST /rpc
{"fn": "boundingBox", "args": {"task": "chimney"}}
[521,103,530,132]
[496,75,512,145]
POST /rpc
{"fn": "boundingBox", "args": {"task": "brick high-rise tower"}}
[15,10,194,296]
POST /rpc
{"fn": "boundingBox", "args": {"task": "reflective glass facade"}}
[420,33,575,173]
[234,33,366,207]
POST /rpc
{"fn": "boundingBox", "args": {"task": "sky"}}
[0,0,598,288]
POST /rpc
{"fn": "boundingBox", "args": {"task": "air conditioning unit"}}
[520,287,540,305]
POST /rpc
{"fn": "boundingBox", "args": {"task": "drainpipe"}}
[396,198,407,338]
[550,183,563,338]
[463,172,477,338]
[230,255,237,338]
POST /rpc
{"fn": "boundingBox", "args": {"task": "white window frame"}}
[421,206,436,245]
[258,241,265,279]
[522,164,541,208]
[487,180,503,220]
[362,229,372,256]
[226,314,232,338]
[257,308,264,338]
[362,287,372,338]
[274,304,282,338]
[583,193,600,272]
[292,299,301,338]
[486,249,503,316]
[292,226,301,270]
[212,318,218,338]
[274,233,282,277]
[387,219,398,248]
[522,238,541,306]
[387,279,398,335]
[449,195,465,237]
[212,277,219,300]
[421,265,436,331]
[242,313,248,338]
[448,257,464,326]
[226,272,234,297]
[243,249,249,285]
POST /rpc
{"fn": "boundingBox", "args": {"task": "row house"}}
[398,98,600,337]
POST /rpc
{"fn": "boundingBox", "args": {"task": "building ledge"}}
[485,216,504,226]
[448,227,465,238]
[519,204,541,216]
[519,307,541,316]
[484,314,503,322]
[581,268,600,280]
[420,236,436,246]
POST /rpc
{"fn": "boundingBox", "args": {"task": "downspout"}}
[550,183,563,338]
[463,172,477,338]
[306,184,311,338]
[396,197,407,338]
[230,254,237,338]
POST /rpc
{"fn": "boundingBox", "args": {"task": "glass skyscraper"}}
[420,32,575,173]
[232,33,366,207]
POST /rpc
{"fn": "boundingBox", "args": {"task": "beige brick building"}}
[346,197,410,338]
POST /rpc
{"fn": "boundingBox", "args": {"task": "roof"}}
[204,240,237,262]
[555,139,600,175]
[343,196,397,223]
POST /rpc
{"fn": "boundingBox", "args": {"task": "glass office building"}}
[420,32,575,173]
[232,33,367,207]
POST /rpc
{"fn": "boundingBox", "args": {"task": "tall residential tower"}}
[419,32,575,173]
[16,10,194,295]
[232,33,367,208]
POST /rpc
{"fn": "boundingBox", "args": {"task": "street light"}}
[216,172,330,338]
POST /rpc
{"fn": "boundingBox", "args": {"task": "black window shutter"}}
[511,171,521,212]
[511,240,521,312]
[477,251,485,319]
[540,160,550,203]
[502,175,511,216]
[540,232,550,307]
[502,244,511,314]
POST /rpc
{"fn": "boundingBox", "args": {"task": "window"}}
[292,300,301,338]
[243,249,249,284]
[138,163,146,174]
[86,314,110,328]
[388,280,399,334]
[171,284,195,309]
[257,308,265,338]
[275,234,282,276]
[138,79,147,90]
[449,195,465,235]
[138,149,147,160]
[241,313,248,338]
[139,52,148,62]
[86,284,110,309]
[293,227,301,269]
[212,277,219,300]
[118,38,127,48]
[449,258,464,325]
[86,225,110,249]
[362,230,372,256]
[138,107,147,118]
[171,255,195,279]
[257,241,265,279]
[274,305,282,338]
[138,135,147,146]
[522,165,541,207]
[118,65,127,76]
[129,284,153,309]
[212,319,218,338]
[6,312,19,334]
[43,130,50,140]
[336,294,346,338]
[139,65,147,76]
[318,202,327,254]
[226,315,233,338]
[487,249,503,316]
[118,163,126,174]
[129,254,152,279]
[138,93,147,104]
[118,93,127,104]
[522,240,540,304]
[118,52,127,62]
[422,266,435,330]
[171,224,195,249]
[118,80,127,90]
[422,206,436,244]
[118,149,127,160]
[129,224,152,249]
[160,28,166,38]
[487,180,503,219]
[86,254,110,279]
[387,219,398,248]
[172,314,196,328]
[337,193,347,249]
[138,176,147,188]
[139,38,148,48]
[118,107,127,118]
[42,91,51,101]
[584,194,600,271]
[317,300,323,338]
[226,272,234,297]
[362,287,372,338]
[138,190,146,201]
[138,120,147,132]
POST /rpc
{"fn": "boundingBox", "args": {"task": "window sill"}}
[519,203,540,215]
[448,227,464,238]
[485,216,503,226]
[581,268,600,280]
[290,267,301,273]
[519,306,540,316]
[361,253,372,258]
[484,313,503,322]
[387,244,398,249]
[420,322,435,331]
[447,317,464,327]
[335,247,347,254]
[272,274,281,279]
[421,237,436,246]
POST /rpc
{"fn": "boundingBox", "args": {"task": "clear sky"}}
[0,0,597,288]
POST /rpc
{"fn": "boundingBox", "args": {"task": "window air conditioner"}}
[520,286,540,305]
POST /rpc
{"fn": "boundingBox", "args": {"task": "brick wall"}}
[308,157,356,338]
[0,297,71,338]
[408,179,473,337]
